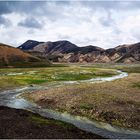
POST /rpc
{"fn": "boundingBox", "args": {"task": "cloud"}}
[0,1,45,15]
[0,2,12,15]
[0,16,11,26]
[0,1,140,49]
[18,17,42,29]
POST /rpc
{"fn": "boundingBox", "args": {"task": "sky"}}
[0,1,140,49]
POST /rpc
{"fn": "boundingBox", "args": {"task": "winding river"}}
[0,70,140,139]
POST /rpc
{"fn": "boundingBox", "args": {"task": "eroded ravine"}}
[0,70,140,139]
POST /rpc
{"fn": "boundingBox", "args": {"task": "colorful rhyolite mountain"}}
[18,40,140,63]
[0,43,50,67]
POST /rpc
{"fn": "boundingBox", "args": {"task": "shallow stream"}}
[0,70,140,138]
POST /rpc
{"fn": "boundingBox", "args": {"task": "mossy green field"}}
[0,64,117,91]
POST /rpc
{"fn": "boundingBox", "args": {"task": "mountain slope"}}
[106,42,140,63]
[18,40,44,50]
[19,40,105,62]
[18,40,140,63]
[0,43,50,67]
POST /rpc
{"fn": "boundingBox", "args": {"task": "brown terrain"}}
[0,106,103,139]
[0,43,50,67]
[19,40,140,63]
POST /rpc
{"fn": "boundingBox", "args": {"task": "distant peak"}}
[25,40,40,43]
[18,40,44,50]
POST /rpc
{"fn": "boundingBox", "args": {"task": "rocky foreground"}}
[0,106,103,139]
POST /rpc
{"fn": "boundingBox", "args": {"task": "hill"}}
[0,43,50,67]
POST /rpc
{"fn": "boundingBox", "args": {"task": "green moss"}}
[23,79,48,84]
[0,66,120,90]
[80,104,94,110]
[55,73,95,81]
[30,115,75,129]
[118,66,140,73]
[54,70,117,81]
[31,115,50,124]
[133,82,140,88]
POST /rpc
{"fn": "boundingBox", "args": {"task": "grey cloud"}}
[1,1,140,16]
[99,10,122,35]
[99,11,114,27]
[1,1,140,23]
[131,28,140,40]
[100,18,111,27]
[0,1,70,22]
[18,17,42,29]
[0,16,11,26]
[0,2,12,15]
[57,34,71,39]
[79,1,140,10]
[0,1,46,15]
[75,38,98,47]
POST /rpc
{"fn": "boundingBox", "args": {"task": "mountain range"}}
[19,40,140,63]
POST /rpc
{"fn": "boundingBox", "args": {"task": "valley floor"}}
[22,64,140,130]
[0,63,140,138]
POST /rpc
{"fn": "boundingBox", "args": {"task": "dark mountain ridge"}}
[19,40,140,63]
[19,40,103,54]
[18,40,44,50]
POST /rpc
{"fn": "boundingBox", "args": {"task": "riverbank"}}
[1,64,140,138]
[0,106,103,139]
[23,73,140,130]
